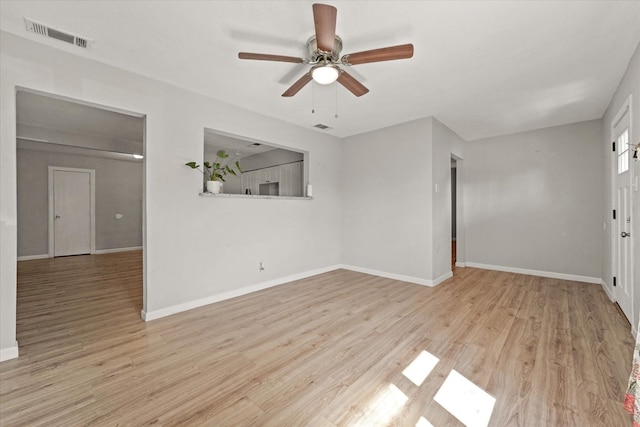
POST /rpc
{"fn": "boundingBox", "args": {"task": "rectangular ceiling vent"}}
[24,18,92,49]
[314,123,331,130]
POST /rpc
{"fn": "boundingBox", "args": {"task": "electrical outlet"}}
[259,262,265,271]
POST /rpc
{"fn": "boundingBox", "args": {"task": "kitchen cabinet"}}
[240,162,303,197]
[241,170,259,195]
[279,162,303,196]
[259,167,280,184]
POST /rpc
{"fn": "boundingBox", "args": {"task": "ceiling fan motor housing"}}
[307,35,343,63]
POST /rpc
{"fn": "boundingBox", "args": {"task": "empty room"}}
[1,1,639,426]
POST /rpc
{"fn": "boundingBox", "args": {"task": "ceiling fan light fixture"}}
[311,64,339,85]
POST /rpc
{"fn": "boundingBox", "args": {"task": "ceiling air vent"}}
[314,123,331,130]
[24,18,92,49]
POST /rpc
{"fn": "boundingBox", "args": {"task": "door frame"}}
[48,166,96,257]
[452,154,465,268]
[610,94,634,331]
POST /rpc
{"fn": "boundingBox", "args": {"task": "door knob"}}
[621,231,631,238]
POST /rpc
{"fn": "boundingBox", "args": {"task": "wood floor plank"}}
[0,251,634,426]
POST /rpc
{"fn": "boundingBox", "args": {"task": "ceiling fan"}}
[238,3,414,97]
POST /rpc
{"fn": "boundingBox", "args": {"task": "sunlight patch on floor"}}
[416,416,435,427]
[433,369,496,427]
[402,350,439,386]
[355,383,408,426]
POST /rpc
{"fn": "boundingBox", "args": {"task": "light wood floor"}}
[0,251,634,426]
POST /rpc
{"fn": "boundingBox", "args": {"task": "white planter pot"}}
[207,181,221,194]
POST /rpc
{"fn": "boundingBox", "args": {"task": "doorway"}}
[48,167,95,257]
[451,158,457,270]
[15,88,146,358]
[611,95,634,327]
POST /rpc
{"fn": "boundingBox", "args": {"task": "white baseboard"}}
[338,264,440,287]
[455,261,467,268]
[433,271,453,286]
[142,264,342,321]
[95,246,142,254]
[465,262,601,284]
[600,280,633,336]
[0,341,19,362]
[17,254,49,261]
[600,279,615,301]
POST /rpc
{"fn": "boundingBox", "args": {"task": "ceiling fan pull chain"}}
[312,83,315,114]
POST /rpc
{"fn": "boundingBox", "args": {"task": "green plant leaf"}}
[217,150,229,159]
[185,161,199,169]
[235,161,243,172]
[203,161,212,169]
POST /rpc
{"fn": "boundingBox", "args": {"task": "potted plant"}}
[185,150,242,193]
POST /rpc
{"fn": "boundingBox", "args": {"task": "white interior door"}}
[613,106,633,324]
[53,170,92,257]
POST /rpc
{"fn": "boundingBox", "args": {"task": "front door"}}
[614,104,633,325]
[53,169,92,257]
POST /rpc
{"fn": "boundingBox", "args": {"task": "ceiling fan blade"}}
[313,3,337,52]
[341,44,414,65]
[282,73,313,97]
[238,52,306,63]
[337,70,369,97]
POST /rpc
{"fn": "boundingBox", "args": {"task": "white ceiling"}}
[1,1,639,141]
[204,129,277,159]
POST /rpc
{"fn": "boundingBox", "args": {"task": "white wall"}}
[0,220,17,360]
[0,31,342,356]
[341,118,434,283]
[464,119,604,280]
[340,117,465,285]
[601,42,640,324]
[431,119,466,280]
